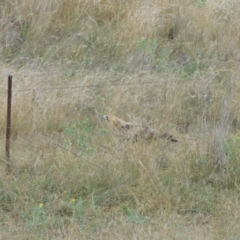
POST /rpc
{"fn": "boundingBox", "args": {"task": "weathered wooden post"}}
[6,75,12,174]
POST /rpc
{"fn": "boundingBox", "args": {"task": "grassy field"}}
[1,0,240,239]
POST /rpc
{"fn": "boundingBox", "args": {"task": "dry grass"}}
[1,0,240,239]
[1,0,240,70]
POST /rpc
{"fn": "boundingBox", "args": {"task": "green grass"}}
[1,0,240,239]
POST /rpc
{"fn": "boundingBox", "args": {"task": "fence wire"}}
[0,80,160,94]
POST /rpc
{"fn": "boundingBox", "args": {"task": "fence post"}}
[6,75,12,174]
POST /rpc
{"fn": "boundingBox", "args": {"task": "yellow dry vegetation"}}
[0,0,240,239]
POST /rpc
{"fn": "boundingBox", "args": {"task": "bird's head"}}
[103,115,109,121]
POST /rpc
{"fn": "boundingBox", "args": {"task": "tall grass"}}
[1,0,240,71]
[1,0,240,239]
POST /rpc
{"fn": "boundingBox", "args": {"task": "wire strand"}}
[0,81,160,93]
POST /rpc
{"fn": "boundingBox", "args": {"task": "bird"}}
[103,114,178,142]
[103,114,139,129]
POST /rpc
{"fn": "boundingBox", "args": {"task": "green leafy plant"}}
[27,203,46,229]
[64,118,93,152]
